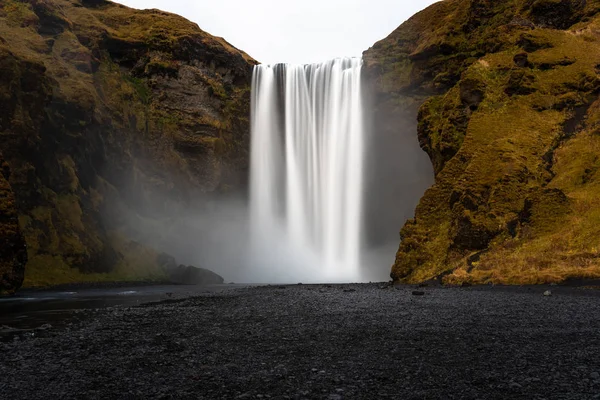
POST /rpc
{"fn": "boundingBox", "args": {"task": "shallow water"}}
[0,284,247,331]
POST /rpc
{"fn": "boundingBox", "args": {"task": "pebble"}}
[3,283,600,399]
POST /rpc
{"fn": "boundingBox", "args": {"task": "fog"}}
[105,1,437,283]
[117,70,434,284]
[120,194,347,284]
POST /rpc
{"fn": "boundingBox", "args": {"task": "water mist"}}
[123,58,433,285]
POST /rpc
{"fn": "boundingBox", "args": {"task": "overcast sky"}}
[116,0,439,65]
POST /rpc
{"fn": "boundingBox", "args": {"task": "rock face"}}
[0,0,256,290]
[156,253,224,285]
[168,265,225,286]
[364,0,600,285]
[0,153,27,294]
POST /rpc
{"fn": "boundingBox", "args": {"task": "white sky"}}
[116,0,439,65]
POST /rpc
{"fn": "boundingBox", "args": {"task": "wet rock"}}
[157,253,224,285]
[157,253,178,271]
[168,265,224,285]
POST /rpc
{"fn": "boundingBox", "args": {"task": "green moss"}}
[368,0,600,285]
[418,87,468,173]
[125,76,152,105]
[56,194,85,231]
[0,0,255,290]
[0,0,38,27]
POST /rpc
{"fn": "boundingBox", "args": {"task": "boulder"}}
[168,265,225,286]
[513,53,530,68]
[157,253,224,285]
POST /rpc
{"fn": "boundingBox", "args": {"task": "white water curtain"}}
[250,58,364,283]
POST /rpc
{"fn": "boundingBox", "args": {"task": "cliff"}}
[0,152,27,294]
[364,0,600,284]
[0,0,256,290]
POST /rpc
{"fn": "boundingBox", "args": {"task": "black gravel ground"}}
[2,283,600,399]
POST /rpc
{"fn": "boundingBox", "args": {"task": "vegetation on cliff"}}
[364,0,600,285]
[0,0,256,290]
[0,152,27,294]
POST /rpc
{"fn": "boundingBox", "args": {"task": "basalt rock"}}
[168,265,225,286]
[156,252,224,285]
[0,0,256,287]
[364,0,600,285]
[0,153,27,293]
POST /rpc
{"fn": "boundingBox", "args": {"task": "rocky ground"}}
[2,283,600,399]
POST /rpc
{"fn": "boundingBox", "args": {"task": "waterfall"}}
[250,58,365,283]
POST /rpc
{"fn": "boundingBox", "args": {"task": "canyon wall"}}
[364,0,600,284]
[0,152,27,294]
[0,0,256,290]
[3,0,600,290]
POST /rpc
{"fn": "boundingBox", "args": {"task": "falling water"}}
[250,58,364,282]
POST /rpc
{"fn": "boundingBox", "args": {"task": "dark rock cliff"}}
[0,0,256,290]
[4,0,600,289]
[0,152,27,294]
[364,0,600,284]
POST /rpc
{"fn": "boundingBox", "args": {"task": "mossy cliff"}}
[0,0,256,290]
[0,152,27,294]
[364,0,600,285]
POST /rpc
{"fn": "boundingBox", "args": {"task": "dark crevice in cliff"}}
[542,93,600,183]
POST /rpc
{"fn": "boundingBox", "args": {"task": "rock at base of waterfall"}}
[157,253,224,285]
[169,265,225,285]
